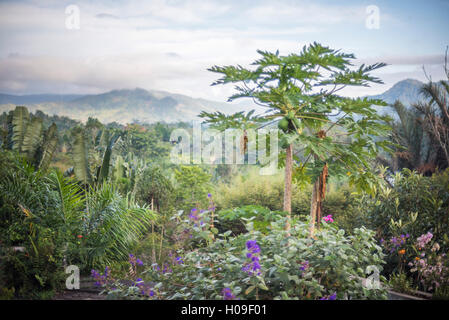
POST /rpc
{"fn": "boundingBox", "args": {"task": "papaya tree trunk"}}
[283,143,293,230]
[309,163,328,237]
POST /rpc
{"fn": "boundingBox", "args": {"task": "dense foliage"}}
[97,216,387,300]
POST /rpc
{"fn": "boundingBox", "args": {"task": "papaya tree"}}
[208,42,392,235]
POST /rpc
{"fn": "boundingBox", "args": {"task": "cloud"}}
[358,54,446,66]
[246,1,367,26]
[95,13,120,20]
[0,0,446,103]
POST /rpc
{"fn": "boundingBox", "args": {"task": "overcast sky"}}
[0,0,448,102]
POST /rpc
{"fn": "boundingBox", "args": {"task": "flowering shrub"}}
[90,253,161,300]
[91,267,113,287]
[242,240,262,276]
[359,169,449,251]
[125,216,388,300]
[222,287,236,300]
[408,232,449,293]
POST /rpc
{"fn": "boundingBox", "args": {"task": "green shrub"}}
[174,165,212,213]
[387,272,416,295]
[215,168,358,224]
[0,151,65,299]
[217,205,287,235]
[71,183,157,271]
[358,169,449,250]
[134,166,174,212]
[100,216,388,300]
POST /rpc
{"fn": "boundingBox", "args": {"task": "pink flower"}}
[323,215,334,223]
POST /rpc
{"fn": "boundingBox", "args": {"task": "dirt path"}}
[52,290,106,300]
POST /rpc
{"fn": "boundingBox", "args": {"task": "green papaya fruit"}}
[278,117,289,132]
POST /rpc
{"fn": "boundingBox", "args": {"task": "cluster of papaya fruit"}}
[278,111,301,149]
[278,111,300,134]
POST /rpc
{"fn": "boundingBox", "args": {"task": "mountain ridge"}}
[0,79,426,124]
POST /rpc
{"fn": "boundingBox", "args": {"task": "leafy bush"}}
[134,166,174,212]
[70,183,157,271]
[387,272,416,295]
[100,216,388,300]
[214,168,356,221]
[359,169,449,250]
[174,165,212,213]
[217,205,287,234]
[407,232,449,295]
[0,151,65,299]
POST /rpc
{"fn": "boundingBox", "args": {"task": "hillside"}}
[367,78,424,117]
[0,88,245,124]
[0,79,425,124]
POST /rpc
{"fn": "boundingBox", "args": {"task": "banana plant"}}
[4,106,58,172]
[69,127,121,187]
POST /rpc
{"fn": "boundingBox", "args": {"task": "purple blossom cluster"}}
[416,232,433,249]
[320,292,337,300]
[129,254,144,267]
[151,252,184,275]
[408,232,448,291]
[135,278,155,297]
[189,208,199,221]
[299,260,309,272]
[208,193,216,212]
[222,288,236,300]
[176,256,184,264]
[152,262,173,274]
[189,208,206,228]
[91,266,111,287]
[381,234,410,253]
[242,240,261,276]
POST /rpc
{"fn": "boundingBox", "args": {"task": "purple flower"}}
[176,256,184,264]
[299,261,309,271]
[91,268,110,287]
[207,193,212,198]
[222,288,236,300]
[320,293,337,300]
[243,240,262,276]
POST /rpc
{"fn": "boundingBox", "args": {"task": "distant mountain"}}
[0,93,83,105]
[367,78,424,117]
[370,78,424,105]
[0,88,245,124]
[0,79,426,124]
